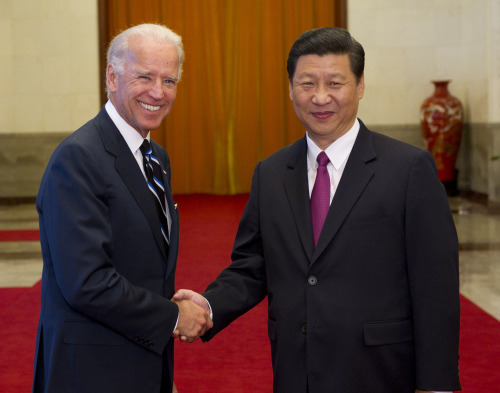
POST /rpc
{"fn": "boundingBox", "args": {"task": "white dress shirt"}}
[105,100,172,236]
[306,118,359,201]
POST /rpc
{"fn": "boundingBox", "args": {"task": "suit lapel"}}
[163,180,178,278]
[95,109,168,260]
[311,123,377,264]
[283,137,315,262]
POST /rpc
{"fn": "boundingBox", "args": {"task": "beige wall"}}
[0,0,100,135]
[349,0,500,203]
[349,0,500,125]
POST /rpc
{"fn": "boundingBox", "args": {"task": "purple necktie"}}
[311,151,330,247]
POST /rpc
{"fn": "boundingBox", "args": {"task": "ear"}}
[357,73,365,100]
[106,64,118,93]
[289,81,293,100]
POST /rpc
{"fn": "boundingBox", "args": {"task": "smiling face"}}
[107,35,179,138]
[289,53,364,149]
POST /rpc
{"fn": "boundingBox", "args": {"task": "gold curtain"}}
[100,0,344,194]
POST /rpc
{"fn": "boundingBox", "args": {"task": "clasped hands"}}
[172,289,212,343]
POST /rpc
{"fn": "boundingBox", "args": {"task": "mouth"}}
[312,111,334,120]
[139,101,161,112]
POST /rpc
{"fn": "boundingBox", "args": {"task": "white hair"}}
[106,23,184,97]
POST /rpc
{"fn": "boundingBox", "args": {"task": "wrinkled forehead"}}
[124,38,179,74]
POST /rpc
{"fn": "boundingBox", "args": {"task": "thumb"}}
[172,289,189,300]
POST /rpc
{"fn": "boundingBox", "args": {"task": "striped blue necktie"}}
[140,139,170,250]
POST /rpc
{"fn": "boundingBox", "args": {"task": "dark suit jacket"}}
[203,120,461,393]
[33,108,179,393]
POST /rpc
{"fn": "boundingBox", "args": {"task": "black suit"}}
[33,108,179,393]
[203,120,461,393]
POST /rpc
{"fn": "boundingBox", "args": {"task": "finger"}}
[172,290,188,300]
[188,334,200,343]
[207,316,213,330]
[174,289,192,300]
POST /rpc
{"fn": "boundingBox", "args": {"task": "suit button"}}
[301,323,307,334]
[308,276,317,286]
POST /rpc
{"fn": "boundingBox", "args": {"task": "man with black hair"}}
[176,27,461,393]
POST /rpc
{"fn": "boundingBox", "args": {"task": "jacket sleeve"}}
[404,150,461,391]
[202,161,268,340]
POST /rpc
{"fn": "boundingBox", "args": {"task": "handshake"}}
[171,289,212,343]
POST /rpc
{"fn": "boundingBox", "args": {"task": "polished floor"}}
[1,197,499,321]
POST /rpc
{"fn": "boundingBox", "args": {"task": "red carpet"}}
[0,194,499,392]
[0,282,41,392]
[0,230,39,242]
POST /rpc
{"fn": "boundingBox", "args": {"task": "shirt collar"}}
[306,118,360,170]
[105,100,150,154]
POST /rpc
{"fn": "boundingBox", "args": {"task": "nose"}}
[149,79,165,100]
[311,86,332,105]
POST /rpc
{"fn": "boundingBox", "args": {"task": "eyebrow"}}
[296,72,346,79]
[137,70,178,81]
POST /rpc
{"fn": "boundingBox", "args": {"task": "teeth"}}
[139,102,160,111]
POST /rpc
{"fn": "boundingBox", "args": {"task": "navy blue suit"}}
[33,108,179,393]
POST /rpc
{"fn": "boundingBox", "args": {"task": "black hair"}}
[287,27,365,83]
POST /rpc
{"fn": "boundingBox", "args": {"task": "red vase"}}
[420,80,463,182]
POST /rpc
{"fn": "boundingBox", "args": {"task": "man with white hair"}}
[33,23,211,393]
